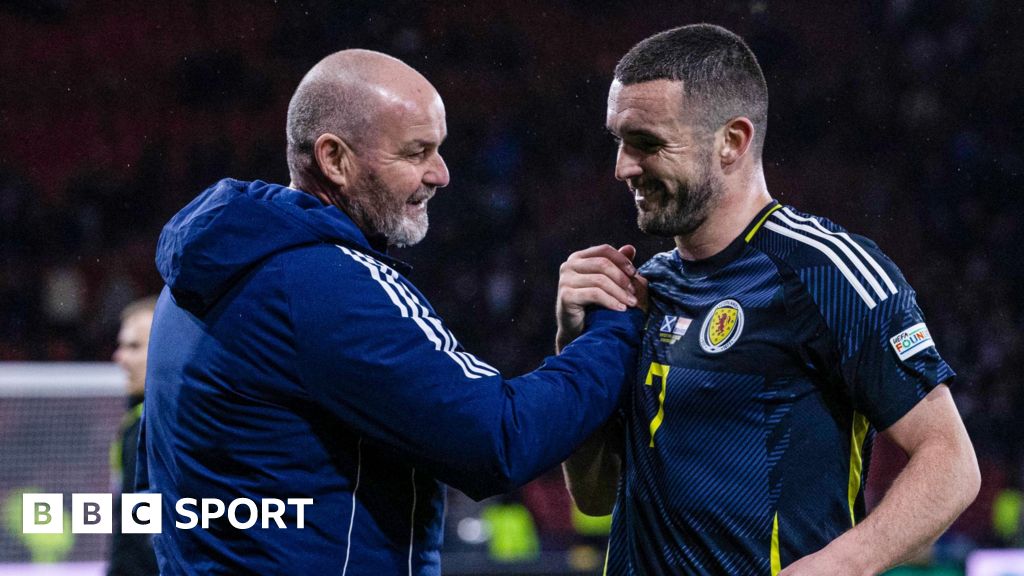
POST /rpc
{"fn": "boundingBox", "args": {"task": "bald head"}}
[285,49,438,183]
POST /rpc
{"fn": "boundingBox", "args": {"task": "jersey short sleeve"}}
[831,238,955,430]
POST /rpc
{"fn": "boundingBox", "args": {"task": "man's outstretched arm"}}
[780,384,979,575]
[556,244,646,515]
[288,245,645,500]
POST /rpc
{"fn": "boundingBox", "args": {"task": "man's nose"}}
[425,152,450,188]
[614,146,642,182]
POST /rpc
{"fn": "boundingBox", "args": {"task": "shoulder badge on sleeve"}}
[889,322,934,361]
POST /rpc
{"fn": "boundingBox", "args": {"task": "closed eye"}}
[609,130,662,153]
[633,140,661,153]
[621,138,662,154]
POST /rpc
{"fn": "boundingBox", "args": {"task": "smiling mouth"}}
[631,186,657,207]
[407,191,434,206]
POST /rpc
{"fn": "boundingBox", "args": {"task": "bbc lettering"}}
[23,494,313,534]
[23,493,158,534]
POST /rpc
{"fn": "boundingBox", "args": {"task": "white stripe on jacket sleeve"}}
[338,246,499,379]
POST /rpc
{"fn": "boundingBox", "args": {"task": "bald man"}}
[139,50,643,574]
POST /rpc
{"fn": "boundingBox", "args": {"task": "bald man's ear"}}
[313,133,357,188]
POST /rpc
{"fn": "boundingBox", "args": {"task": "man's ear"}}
[718,116,755,166]
[313,133,357,188]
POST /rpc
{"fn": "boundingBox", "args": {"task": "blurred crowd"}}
[1,0,1022,567]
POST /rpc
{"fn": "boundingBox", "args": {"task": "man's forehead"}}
[372,81,441,109]
[606,79,686,131]
[123,310,153,325]
[608,79,683,113]
[377,90,446,142]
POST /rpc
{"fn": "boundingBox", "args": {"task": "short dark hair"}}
[614,24,768,157]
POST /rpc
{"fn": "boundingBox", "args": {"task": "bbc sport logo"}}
[22,493,313,534]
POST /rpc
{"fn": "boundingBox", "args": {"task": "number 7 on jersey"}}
[645,363,670,447]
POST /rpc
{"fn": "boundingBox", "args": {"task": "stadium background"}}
[1,0,1022,573]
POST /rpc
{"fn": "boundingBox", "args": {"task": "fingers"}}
[567,244,636,277]
[555,244,643,351]
[557,244,644,317]
[561,273,637,309]
[560,286,630,312]
[631,273,650,313]
[560,245,637,298]
[563,259,636,297]
[618,244,636,263]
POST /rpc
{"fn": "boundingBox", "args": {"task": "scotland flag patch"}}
[659,315,692,344]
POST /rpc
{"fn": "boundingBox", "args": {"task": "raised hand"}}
[556,244,647,352]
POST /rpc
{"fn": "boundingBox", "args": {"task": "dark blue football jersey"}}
[605,201,954,575]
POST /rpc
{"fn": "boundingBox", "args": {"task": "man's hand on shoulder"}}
[556,244,648,353]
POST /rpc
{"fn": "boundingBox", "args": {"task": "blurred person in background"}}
[109,296,159,576]
[137,49,643,575]
[558,24,980,575]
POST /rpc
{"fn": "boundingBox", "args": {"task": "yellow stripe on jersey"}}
[770,512,781,575]
[847,412,870,526]
[745,204,783,243]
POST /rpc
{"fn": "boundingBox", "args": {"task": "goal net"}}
[0,363,125,571]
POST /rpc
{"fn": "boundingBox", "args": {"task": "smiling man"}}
[558,24,980,575]
[139,50,644,575]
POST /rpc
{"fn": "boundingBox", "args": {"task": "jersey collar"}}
[674,200,780,279]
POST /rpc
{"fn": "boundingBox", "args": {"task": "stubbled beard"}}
[346,170,430,248]
[636,150,720,238]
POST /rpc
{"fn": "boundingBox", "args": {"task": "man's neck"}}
[289,177,392,253]
[289,177,334,207]
[674,169,772,261]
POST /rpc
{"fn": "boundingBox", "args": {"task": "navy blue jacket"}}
[139,179,642,575]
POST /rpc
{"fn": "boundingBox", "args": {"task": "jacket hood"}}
[156,179,407,312]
